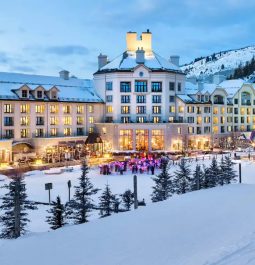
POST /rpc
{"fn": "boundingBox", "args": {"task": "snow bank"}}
[1,184,255,265]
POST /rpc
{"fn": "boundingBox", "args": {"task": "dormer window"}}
[22,90,28,98]
[37,90,43,99]
[51,91,57,99]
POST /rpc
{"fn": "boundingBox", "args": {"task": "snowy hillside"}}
[1,184,255,265]
[181,46,255,78]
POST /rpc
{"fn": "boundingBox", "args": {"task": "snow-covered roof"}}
[177,94,196,103]
[218,79,245,97]
[0,72,103,103]
[96,51,183,74]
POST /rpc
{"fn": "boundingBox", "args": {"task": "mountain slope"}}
[181,46,255,79]
[1,185,255,265]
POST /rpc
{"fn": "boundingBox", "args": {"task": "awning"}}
[85,133,103,145]
[76,140,85,145]
[67,141,76,147]
[58,141,67,147]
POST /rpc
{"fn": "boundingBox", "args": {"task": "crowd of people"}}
[99,157,164,175]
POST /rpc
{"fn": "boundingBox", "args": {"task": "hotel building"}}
[0,30,255,163]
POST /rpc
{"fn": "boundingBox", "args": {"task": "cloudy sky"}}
[0,0,254,78]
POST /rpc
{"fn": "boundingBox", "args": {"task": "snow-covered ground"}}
[1,156,255,264]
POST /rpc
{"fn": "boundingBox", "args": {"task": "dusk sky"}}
[0,0,254,78]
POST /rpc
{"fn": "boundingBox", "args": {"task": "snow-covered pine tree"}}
[191,164,203,191]
[46,196,66,230]
[223,156,237,184]
[0,172,37,239]
[207,157,220,188]
[218,156,226,186]
[99,184,115,218]
[202,165,210,189]
[112,195,121,213]
[173,159,191,194]
[151,159,173,202]
[121,189,134,211]
[67,160,99,224]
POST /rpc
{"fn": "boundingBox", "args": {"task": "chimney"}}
[213,73,226,85]
[59,70,70,80]
[98,53,108,69]
[136,47,145,64]
[170,55,180,67]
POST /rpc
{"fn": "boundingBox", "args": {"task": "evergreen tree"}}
[191,164,203,191]
[207,157,220,187]
[223,156,237,184]
[98,184,115,218]
[112,195,121,213]
[121,189,134,211]
[173,159,191,194]
[46,196,66,230]
[218,156,226,186]
[151,160,173,202]
[0,172,37,239]
[67,160,99,224]
[202,166,210,189]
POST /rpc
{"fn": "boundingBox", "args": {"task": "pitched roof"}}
[95,51,184,74]
[0,72,103,103]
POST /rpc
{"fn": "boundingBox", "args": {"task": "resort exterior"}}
[0,30,255,163]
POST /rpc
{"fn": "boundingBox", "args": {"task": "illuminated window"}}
[136,116,146,123]
[77,105,84,114]
[119,130,133,150]
[50,128,57,136]
[188,127,194,133]
[63,105,71,114]
[151,130,164,150]
[50,105,58,114]
[213,117,219,124]
[89,127,94,133]
[89,116,94,124]
[64,116,72,125]
[35,128,44,137]
[106,106,113,113]
[121,106,130,114]
[77,116,84,125]
[177,127,182,134]
[20,116,29,126]
[20,104,29,113]
[152,116,161,123]
[213,107,218,114]
[20,129,29,138]
[213,126,219,133]
[197,117,202,124]
[88,105,94,113]
[169,106,175,113]
[121,116,130,123]
[64,128,72,136]
[4,104,14,113]
[135,130,149,151]
[178,106,184,113]
[50,117,58,125]
[136,106,146,114]
[152,106,161,114]
[36,105,45,113]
